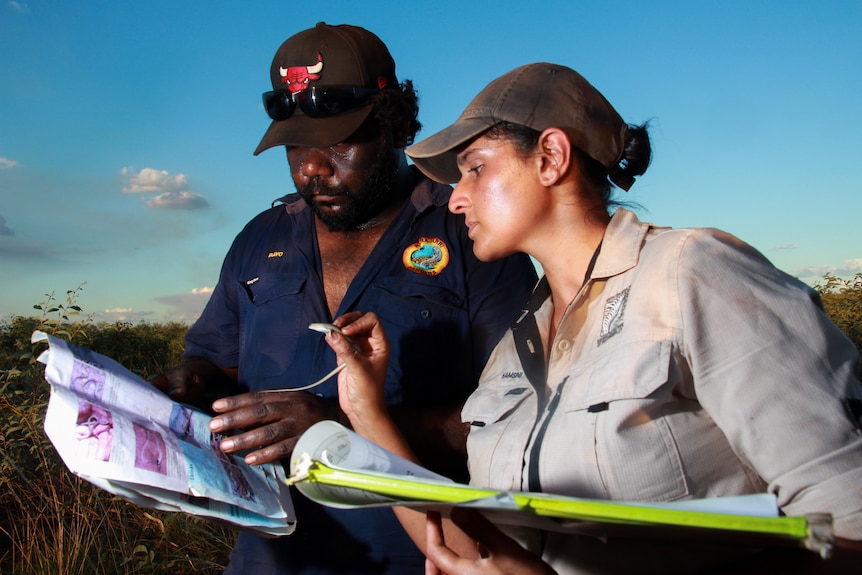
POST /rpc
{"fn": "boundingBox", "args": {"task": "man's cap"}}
[407,62,626,184]
[254,22,398,155]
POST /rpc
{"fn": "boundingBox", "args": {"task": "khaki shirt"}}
[463,209,862,572]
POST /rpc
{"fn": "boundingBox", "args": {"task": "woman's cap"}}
[254,22,398,155]
[407,63,626,184]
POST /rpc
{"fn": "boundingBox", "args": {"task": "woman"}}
[323,63,862,574]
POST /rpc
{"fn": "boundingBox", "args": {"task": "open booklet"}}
[34,331,295,537]
[287,420,835,558]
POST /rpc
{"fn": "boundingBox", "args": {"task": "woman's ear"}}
[537,128,572,187]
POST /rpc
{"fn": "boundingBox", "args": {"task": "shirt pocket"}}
[372,278,471,403]
[463,384,534,489]
[551,338,689,502]
[373,276,465,315]
[236,273,306,378]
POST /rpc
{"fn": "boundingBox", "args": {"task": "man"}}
[150,23,537,574]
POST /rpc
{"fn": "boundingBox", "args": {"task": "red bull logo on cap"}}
[279,53,324,94]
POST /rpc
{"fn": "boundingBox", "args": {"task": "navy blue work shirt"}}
[184,169,537,575]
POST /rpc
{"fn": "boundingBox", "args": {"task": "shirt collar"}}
[589,208,652,280]
[408,166,452,212]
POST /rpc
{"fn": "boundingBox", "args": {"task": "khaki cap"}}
[408,63,626,184]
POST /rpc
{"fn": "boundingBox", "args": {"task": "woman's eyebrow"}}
[456,148,480,166]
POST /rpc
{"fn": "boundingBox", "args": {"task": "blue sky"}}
[2,1,860,323]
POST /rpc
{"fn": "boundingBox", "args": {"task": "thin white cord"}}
[259,323,354,393]
[259,363,346,393]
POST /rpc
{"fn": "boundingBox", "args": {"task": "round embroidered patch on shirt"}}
[402,237,450,276]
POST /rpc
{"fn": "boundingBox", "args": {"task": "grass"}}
[0,288,235,574]
[1,277,860,573]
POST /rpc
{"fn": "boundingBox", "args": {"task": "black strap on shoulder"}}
[511,244,602,405]
[512,277,552,404]
[845,398,862,431]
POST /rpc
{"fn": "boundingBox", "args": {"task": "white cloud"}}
[0,215,13,236]
[121,166,208,210]
[97,307,156,323]
[8,2,30,14]
[104,307,133,314]
[0,157,19,169]
[147,190,208,210]
[122,167,189,194]
[769,243,798,251]
[791,258,862,286]
[835,258,862,277]
[155,287,214,322]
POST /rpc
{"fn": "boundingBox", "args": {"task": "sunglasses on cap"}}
[262,86,381,121]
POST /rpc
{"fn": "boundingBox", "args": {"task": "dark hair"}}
[370,79,422,146]
[607,123,651,193]
[485,121,651,210]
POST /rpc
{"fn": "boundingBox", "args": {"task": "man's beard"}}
[297,145,401,232]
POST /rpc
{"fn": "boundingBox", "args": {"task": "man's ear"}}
[537,128,572,187]
[391,114,412,149]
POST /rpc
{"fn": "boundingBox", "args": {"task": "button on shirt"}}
[463,209,862,573]
[184,169,538,575]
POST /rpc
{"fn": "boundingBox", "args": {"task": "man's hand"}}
[209,390,344,465]
[148,357,237,410]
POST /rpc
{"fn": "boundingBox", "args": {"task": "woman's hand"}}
[425,509,556,575]
[326,312,391,430]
